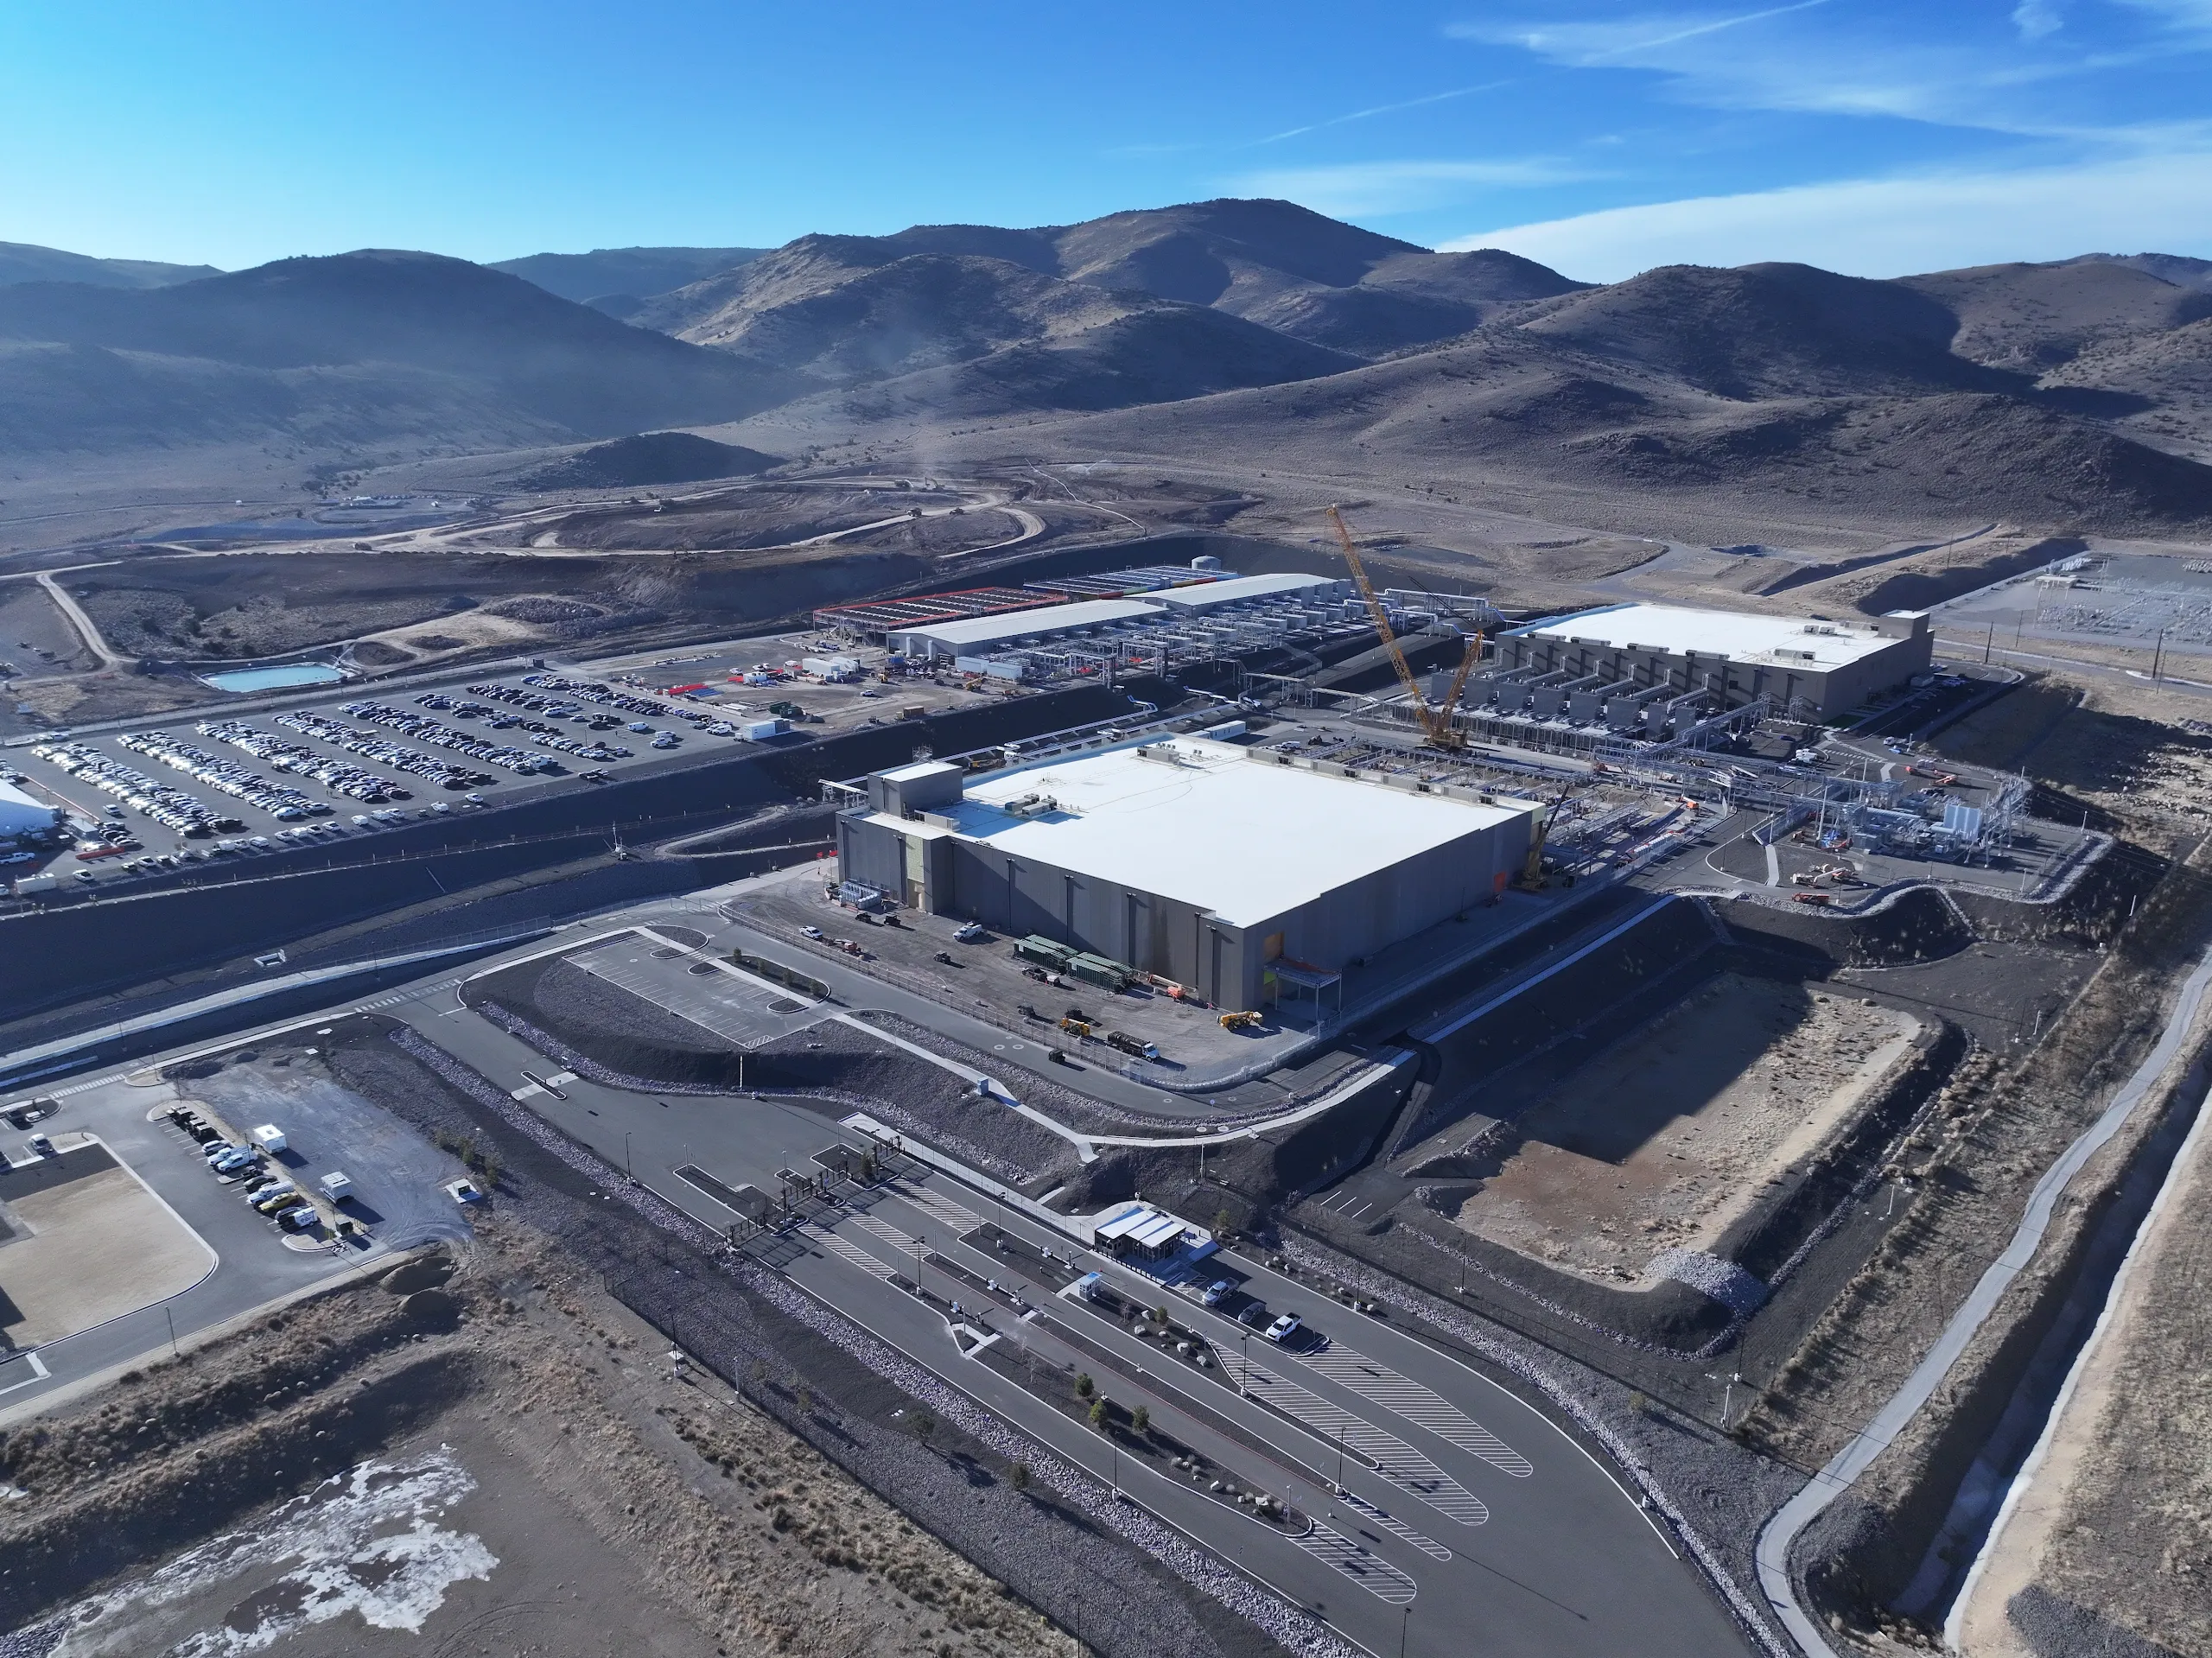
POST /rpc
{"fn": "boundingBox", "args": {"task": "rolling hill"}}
[0,241,221,290]
[0,250,804,454]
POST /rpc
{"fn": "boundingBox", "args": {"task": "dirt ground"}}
[1452,975,1923,1284]
[1953,1096,2212,1657]
[1936,670,2212,829]
[0,1220,1066,1658]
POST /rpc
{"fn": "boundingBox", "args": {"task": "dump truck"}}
[1105,1031,1160,1060]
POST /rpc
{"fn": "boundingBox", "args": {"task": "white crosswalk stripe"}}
[1295,1343,1534,1477]
[901,1185,985,1236]
[1338,1490,1452,1561]
[1290,1522,1418,1604]
[799,1222,899,1282]
[1219,1350,1487,1527]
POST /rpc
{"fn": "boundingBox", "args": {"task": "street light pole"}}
[624,1132,632,1177]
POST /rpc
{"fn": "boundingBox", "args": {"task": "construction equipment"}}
[1059,1015,1093,1039]
[1326,505,1483,751]
[1218,1009,1262,1032]
[1513,781,1579,893]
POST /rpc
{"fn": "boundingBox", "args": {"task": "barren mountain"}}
[639,199,1584,364]
[0,250,804,455]
[1006,270,2212,540]
[490,245,767,309]
[0,240,221,290]
[2066,252,2212,292]
[1899,257,2212,372]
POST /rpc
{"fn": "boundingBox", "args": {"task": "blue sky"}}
[3,2,2209,280]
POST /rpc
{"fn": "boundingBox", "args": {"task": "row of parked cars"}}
[120,727,329,821]
[166,1106,322,1233]
[34,740,231,835]
[278,708,491,791]
[512,671,674,721]
[344,697,565,775]
[428,686,642,759]
[201,718,406,803]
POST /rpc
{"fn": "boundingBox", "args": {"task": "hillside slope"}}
[490,245,767,308]
[0,251,804,454]
[0,241,221,290]
[640,200,1586,365]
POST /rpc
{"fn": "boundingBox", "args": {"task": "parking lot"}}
[1,631,1020,894]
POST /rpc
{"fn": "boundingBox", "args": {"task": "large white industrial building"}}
[1492,601,1933,721]
[887,574,1351,662]
[836,736,1539,1011]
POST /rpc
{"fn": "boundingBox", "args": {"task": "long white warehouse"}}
[888,598,1166,660]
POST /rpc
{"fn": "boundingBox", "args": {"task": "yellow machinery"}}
[1325,505,1484,752]
[1059,1016,1093,1038]
[1218,1009,1262,1031]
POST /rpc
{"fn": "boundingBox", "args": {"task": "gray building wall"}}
[838,791,1535,1010]
[1495,613,1933,719]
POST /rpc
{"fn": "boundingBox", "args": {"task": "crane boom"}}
[1326,505,1484,750]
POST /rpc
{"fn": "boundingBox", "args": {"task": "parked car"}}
[1237,1301,1272,1330]
[1264,1313,1303,1344]
[1201,1280,1235,1308]
[801,924,823,939]
[953,922,986,943]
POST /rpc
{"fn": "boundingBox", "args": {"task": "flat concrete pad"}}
[0,1147,213,1347]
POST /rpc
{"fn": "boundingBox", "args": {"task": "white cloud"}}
[2012,0,2066,41]
[1442,149,2212,279]
[1230,158,1605,218]
[1451,4,2133,132]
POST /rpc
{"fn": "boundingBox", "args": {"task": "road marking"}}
[1295,1343,1534,1478]
[798,1221,899,1282]
[1218,1349,1488,1526]
[1338,1489,1451,1561]
[1290,1521,1418,1604]
[900,1185,986,1237]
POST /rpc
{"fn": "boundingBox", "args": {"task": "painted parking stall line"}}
[1218,1349,1489,1527]
[1289,1521,1418,1604]
[1295,1343,1534,1478]
[1338,1489,1451,1561]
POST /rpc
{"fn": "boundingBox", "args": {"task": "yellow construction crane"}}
[1325,505,1484,751]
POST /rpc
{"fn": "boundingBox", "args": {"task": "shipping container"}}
[1014,935,1075,969]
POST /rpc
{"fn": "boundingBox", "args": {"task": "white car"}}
[802,924,823,939]
[1263,1313,1302,1344]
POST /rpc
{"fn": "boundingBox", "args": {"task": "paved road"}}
[408,991,1751,1658]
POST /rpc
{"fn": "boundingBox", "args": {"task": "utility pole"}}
[2154,626,2167,683]
[624,1132,632,1177]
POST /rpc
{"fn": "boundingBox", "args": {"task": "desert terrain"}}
[0,1221,1065,1658]
[1454,977,1923,1285]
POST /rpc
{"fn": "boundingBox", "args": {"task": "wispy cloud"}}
[1254,79,1516,145]
[1443,148,2212,279]
[1232,157,1607,218]
[1449,2,2175,132]
[1452,1,1832,63]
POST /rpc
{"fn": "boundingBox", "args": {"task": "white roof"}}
[871,738,1532,929]
[0,779,54,836]
[1147,573,1346,610]
[880,759,963,784]
[1510,602,1902,670]
[895,597,1166,653]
